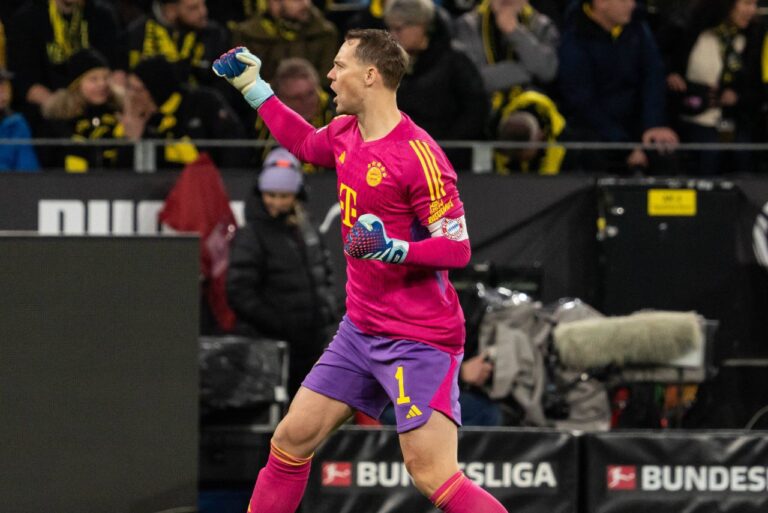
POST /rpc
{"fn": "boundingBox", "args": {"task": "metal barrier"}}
[4,138,768,173]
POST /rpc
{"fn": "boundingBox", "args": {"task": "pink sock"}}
[247,443,312,513]
[430,471,508,513]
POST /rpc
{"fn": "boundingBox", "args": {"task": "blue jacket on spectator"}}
[558,3,666,142]
[0,112,40,172]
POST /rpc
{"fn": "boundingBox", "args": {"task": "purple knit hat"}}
[258,148,303,193]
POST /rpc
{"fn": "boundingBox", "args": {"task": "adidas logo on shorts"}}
[406,405,422,419]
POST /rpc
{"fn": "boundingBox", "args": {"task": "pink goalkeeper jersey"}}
[260,98,466,354]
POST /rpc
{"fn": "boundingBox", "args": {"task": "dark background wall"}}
[0,236,200,513]
[0,173,766,428]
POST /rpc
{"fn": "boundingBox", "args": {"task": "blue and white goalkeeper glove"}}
[345,214,409,264]
[212,47,274,109]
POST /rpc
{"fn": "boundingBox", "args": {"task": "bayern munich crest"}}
[441,217,465,240]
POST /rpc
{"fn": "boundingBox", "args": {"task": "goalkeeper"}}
[213,29,507,513]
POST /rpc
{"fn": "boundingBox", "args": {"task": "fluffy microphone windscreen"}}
[553,311,702,369]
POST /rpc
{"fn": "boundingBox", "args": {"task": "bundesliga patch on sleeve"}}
[440,216,467,241]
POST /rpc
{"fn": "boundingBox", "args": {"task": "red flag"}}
[159,153,237,331]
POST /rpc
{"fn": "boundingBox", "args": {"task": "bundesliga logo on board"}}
[606,466,637,490]
[606,464,768,492]
[322,462,352,487]
[321,460,558,489]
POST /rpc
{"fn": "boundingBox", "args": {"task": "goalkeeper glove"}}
[212,47,274,109]
[344,214,409,264]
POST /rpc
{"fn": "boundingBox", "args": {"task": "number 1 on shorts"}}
[395,365,411,405]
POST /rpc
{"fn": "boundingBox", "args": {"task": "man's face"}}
[177,0,208,30]
[327,40,368,116]
[387,20,428,54]
[55,0,85,15]
[277,77,319,121]
[596,0,635,27]
[281,0,311,22]
[730,0,758,29]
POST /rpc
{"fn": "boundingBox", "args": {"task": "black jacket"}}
[226,192,338,344]
[129,86,249,169]
[41,103,122,170]
[558,4,666,142]
[398,9,489,141]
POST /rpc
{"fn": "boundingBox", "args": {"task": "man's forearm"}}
[405,237,471,269]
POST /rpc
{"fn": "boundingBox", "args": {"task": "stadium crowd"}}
[0,0,766,174]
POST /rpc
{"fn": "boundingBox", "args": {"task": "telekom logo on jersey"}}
[338,183,358,228]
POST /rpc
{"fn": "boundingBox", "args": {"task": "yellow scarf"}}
[48,0,88,64]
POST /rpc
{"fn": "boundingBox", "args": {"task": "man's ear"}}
[364,66,377,86]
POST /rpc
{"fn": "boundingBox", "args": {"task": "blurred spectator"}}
[0,1,26,26]
[227,147,339,397]
[384,0,489,170]
[0,68,40,172]
[229,0,338,88]
[345,0,388,31]
[122,0,228,87]
[6,0,120,124]
[557,0,678,173]
[530,0,567,28]
[120,56,248,169]
[665,0,762,175]
[253,57,334,170]
[0,19,6,69]
[40,49,123,171]
[454,0,559,98]
[113,0,154,29]
[207,0,260,26]
[495,88,566,174]
[457,351,502,426]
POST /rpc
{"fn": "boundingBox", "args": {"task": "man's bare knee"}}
[271,387,353,457]
[271,413,323,457]
[403,453,437,494]
[400,412,460,496]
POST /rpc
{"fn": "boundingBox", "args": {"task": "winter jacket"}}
[120,86,249,170]
[41,96,123,171]
[0,112,40,172]
[226,193,338,343]
[230,7,338,88]
[455,0,560,95]
[557,4,666,142]
[398,9,489,141]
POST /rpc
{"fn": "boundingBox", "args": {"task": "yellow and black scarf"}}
[47,0,89,64]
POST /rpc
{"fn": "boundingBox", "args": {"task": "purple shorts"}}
[302,316,463,433]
